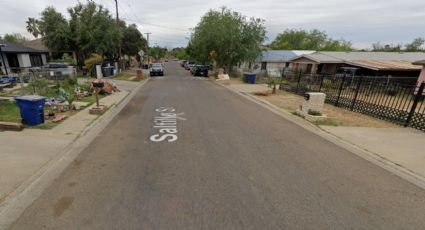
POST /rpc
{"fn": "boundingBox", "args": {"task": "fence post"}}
[350,75,363,111]
[295,70,302,94]
[335,73,347,106]
[405,81,425,127]
[318,74,325,92]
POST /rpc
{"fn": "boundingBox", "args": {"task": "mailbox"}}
[301,92,326,115]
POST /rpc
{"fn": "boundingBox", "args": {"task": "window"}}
[30,54,43,67]
[261,62,267,70]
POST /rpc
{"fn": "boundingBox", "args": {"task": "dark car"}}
[192,65,209,77]
[150,63,164,76]
[180,60,187,67]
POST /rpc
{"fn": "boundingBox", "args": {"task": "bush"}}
[321,79,333,91]
[53,53,77,66]
[308,110,322,116]
[84,54,103,76]
[29,79,49,94]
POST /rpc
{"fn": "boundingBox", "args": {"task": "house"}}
[241,50,315,77]
[289,51,425,77]
[23,38,76,61]
[0,39,48,74]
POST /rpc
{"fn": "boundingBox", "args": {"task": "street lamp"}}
[0,43,7,75]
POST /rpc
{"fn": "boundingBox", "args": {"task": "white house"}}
[0,40,48,75]
[244,50,315,77]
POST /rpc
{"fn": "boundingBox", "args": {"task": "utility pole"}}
[145,32,151,65]
[114,0,123,70]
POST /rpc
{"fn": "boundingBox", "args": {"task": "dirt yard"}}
[259,90,396,127]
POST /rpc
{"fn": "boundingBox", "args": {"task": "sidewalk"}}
[223,81,425,188]
[0,80,140,202]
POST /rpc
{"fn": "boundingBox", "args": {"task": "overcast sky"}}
[0,0,424,49]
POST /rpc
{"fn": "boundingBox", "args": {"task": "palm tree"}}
[26,18,40,38]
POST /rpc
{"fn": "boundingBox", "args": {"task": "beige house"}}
[289,51,425,77]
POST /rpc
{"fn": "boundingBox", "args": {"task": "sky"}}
[0,0,424,49]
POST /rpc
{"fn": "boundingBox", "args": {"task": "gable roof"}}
[260,50,315,62]
[290,51,425,71]
[0,39,47,53]
[22,38,49,52]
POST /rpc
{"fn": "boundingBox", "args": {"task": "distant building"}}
[242,50,315,77]
[0,39,48,74]
[289,51,425,77]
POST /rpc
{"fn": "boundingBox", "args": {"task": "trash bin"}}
[244,73,256,84]
[102,67,111,77]
[15,95,46,126]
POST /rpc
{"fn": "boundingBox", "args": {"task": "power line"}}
[121,17,188,32]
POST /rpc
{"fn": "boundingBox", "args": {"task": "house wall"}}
[17,53,32,68]
[265,62,286,77]
[41,54,47,65]
[320,64,338,74]
[0,53,9,74]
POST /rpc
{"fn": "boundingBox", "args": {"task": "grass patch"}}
[0,100,21,123]
[314,119,340,126]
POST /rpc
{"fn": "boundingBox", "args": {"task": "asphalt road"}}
[10,61,425,229]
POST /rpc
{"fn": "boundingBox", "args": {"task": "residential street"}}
[10,61,425,229]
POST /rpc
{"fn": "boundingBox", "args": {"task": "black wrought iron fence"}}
[280,71,425,131]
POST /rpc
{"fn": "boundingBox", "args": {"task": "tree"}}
[170,47,190,60]
[26,18,40,38]
[68,2,121,58]
[2,33,28,44]
[188,7,266,73]
[37,7,72,51]
[29,2,121,64]
[270,29,353,51]
[149,46,167,59]
[405,37,425,51]
[121,23,147,56]
[372,42,402,52]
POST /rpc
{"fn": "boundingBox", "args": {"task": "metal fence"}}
[0,67,77,95]
[280,71,425,131]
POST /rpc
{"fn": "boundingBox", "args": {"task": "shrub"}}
[308,110,322,116]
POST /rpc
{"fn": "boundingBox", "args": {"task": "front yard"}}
[0,78,107,130]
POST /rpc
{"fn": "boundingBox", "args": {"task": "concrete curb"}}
[215,81,425,191]
[0,78,150,229]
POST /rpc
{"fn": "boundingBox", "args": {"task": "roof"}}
[290,51,425,71]
[260,50,315,62]
[413,60,425,65]
[22,38,49,52]
[0,39,46,53]
[347,60,421,71]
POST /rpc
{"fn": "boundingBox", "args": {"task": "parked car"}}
[180,60,187,67]
[150,63,164,76]
[192,65,209,77]
[184,61,194,70]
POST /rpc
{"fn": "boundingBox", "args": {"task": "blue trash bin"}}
[15,95,46,126]
[244,73,256,84]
